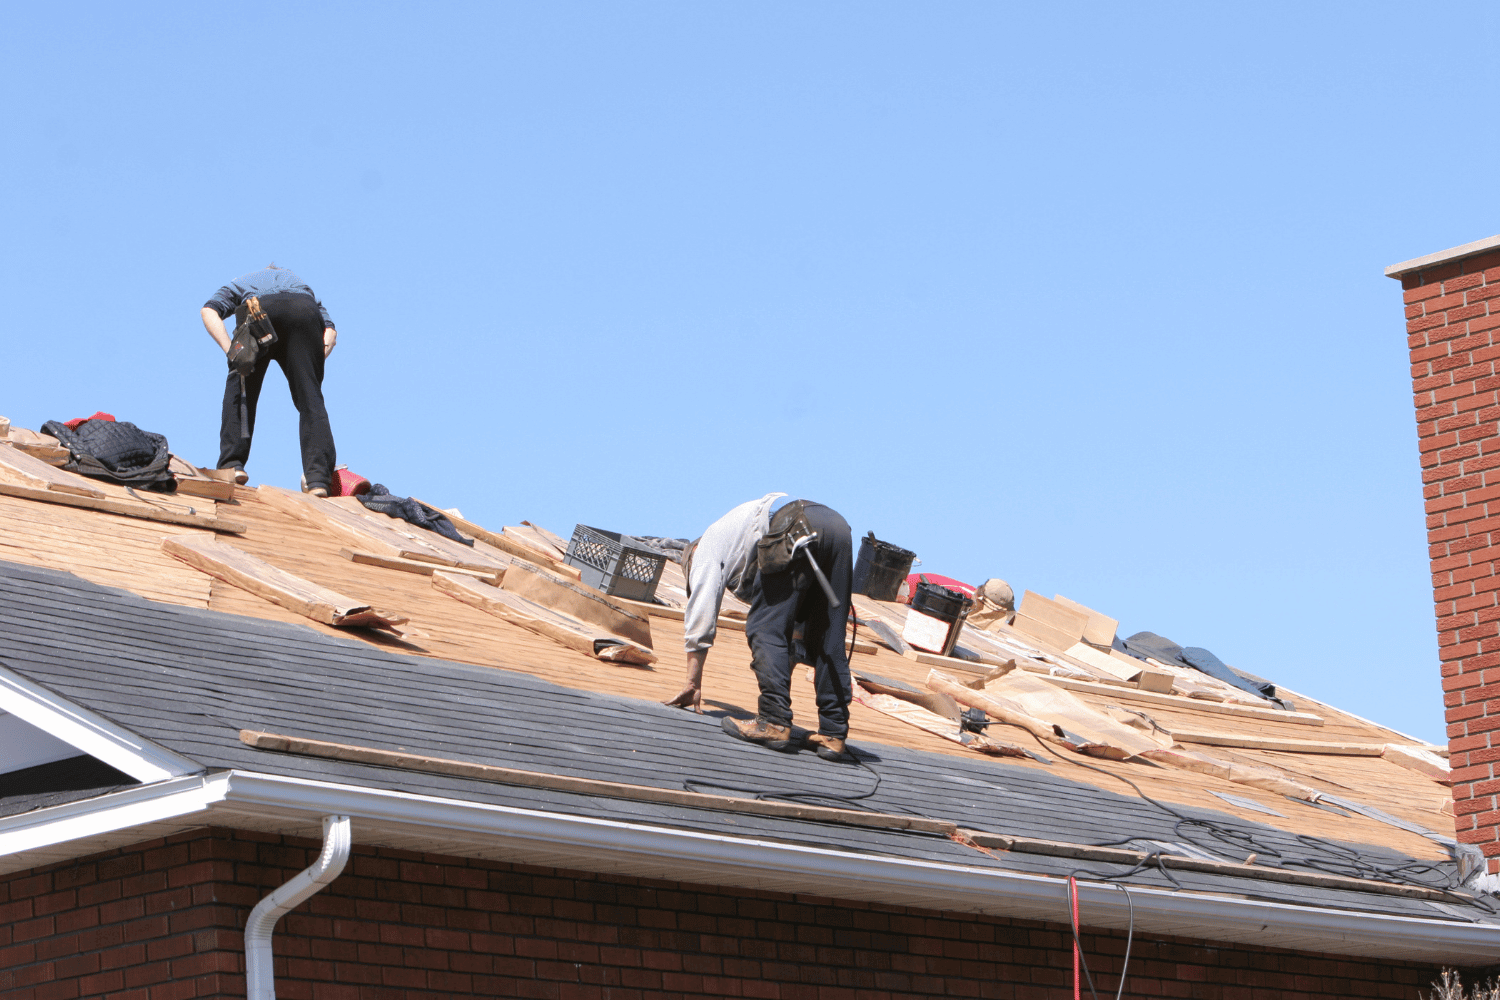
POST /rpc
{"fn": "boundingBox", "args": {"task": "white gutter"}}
[245,815,351,1000]
[0,769,1495,965]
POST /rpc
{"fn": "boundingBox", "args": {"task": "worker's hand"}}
[323,327,337,358]
[662,682,703,713]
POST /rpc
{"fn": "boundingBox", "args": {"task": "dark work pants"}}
[217,292,337,488]
[743,503,855,738]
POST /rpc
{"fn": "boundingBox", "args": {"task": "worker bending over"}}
[200,265,339,495]
[665,493,855,761]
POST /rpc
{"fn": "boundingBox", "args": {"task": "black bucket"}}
[853,532,917,601]
[911,579,973,623]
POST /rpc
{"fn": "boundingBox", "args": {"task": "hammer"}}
[790,532,841,607]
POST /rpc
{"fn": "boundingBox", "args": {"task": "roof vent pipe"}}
[245,815,352,1000]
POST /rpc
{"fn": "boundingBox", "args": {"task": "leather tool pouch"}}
[755,500,813,575]
[227,296,278,376]
[227,296,280,438]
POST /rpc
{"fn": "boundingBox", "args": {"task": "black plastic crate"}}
[563,524,667,603]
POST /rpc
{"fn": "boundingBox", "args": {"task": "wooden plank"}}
[0,443,105,497]
[614,597,685,620]
[409,499,583,580]
[167,455,237,500]
[164,534,407,630]
[609,596,773,637]
[1064,641,1139,682]
[1009,613,1078,652]
[5,428,68,465]
[1169,731,1385,755]
[1381,744,1452,783]
[340,548,503,585]
[504,524,569,561]
[325,496,512,574]
[500,560,653,649]
[258,486,503,574]
[1016,591,1088,644]
[0,481,245,533]
[1043,675,1326,727]
[242,728,955,834]
[1052,594,1119,647]
[521,520,570,556]
[432,571,655,666]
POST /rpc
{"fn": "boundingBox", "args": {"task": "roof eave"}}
[0,770,1492,965]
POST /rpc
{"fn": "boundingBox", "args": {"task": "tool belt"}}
[227,296,279,439]
[227,296,278,374]
[755,500,814,575]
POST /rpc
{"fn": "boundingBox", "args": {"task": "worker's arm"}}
[665,529,733,712]
[662,650,706,712]
[324,327,337,358]
[201,307,232,354]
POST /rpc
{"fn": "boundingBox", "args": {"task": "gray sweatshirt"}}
[683,492,786,652]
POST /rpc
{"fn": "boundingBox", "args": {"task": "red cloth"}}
[902,573,975,603]
[63,411,115,430]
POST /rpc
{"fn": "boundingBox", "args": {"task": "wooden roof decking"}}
[0,461,1454,863]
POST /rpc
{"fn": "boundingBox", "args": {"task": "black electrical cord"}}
[1028,732,1491,907]
[684,742,916,815]
[1026,734,1285,864]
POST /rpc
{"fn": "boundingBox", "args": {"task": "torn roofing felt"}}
[0,559,1488,923]
[1119,631,1292,709]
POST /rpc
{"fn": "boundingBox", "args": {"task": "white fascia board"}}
[3,769,1497,965]
[0,665,200,781]
[0,772,227,859]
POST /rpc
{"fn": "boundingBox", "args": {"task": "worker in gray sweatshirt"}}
[663,492,855,761]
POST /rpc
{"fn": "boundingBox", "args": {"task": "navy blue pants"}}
[217,292,337,489]
[743,503,855,738]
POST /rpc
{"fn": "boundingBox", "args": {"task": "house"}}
[0,301,1496,1000]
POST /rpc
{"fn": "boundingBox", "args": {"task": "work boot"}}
[805,734,850,762]
[721,716,796,752]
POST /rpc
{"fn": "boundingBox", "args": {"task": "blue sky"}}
[2,2,1496,743]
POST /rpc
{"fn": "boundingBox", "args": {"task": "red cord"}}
[1069,875,1081,1000]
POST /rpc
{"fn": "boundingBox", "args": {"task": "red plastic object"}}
[63,411,115,429]
[333,468,370,497]
[902,573,975,604]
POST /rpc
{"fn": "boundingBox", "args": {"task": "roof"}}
[0,432,1493,963]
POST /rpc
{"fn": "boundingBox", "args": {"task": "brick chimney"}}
[1388,236,1500,873]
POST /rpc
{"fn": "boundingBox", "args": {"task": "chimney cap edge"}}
[1385,234,1500,279]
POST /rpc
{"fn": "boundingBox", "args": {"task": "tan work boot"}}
[805,734,849,762]
[721,716,796,752]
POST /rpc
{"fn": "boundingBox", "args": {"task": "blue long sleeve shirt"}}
[204,268,335,330]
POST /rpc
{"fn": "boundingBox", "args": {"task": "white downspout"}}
[244,815,352,1000]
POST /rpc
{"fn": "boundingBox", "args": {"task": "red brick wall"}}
[1400,248,1500,873]
[0,828,1454,1000]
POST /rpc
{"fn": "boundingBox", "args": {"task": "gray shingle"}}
[0,559,1484,923]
